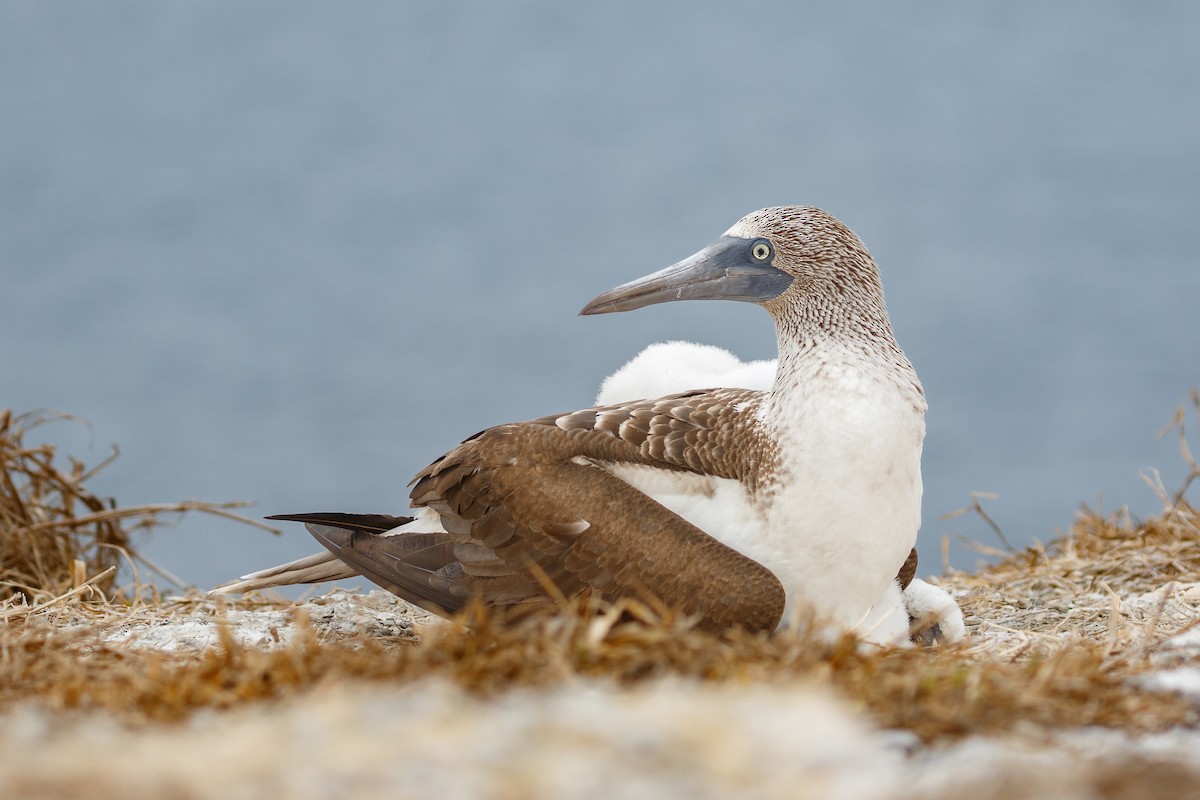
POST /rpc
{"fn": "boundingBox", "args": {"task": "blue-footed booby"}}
[216,206,928,641]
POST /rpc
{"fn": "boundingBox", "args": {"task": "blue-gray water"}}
[3,2,1198,591]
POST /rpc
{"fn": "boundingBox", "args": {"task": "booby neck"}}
[764,293,925,423]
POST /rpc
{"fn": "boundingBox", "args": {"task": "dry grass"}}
[953,390,1200,655]
[2,590,1195,744]
[0,409,273,606]
[1,397,1199,747]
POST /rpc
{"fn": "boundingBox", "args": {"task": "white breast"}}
[762,385,924,631]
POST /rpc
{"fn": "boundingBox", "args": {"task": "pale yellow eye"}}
[751,241,771,261]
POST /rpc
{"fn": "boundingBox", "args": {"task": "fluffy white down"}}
[596,341,776,406]
[857,578,966,647]
[902,578,966,642]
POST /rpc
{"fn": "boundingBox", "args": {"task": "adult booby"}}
[216,206,927,639]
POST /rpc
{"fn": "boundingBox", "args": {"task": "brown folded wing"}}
[304,390,786,631]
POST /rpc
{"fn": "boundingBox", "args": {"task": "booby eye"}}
[751,240,772,261]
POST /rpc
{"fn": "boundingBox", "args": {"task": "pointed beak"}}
[579,236,793,316]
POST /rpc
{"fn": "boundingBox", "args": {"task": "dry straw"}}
[0,408,271,607]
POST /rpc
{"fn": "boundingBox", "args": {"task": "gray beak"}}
[579,236,793,316]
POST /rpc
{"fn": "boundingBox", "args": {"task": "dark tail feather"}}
[306,524,466,615]
[267,512,414,535]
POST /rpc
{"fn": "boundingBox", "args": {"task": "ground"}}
[2,406,1199,799]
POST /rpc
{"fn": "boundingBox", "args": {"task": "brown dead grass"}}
[0,409,273,605]
[2,591,1195,744]
[0,409,132,600]
[1,396,1199,745]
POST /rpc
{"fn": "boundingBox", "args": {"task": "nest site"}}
[1,401,1199,748]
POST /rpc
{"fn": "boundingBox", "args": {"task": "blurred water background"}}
[3,2,1198,591]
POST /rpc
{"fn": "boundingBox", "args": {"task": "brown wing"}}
[254,391,913,631]
[403,389,786,632]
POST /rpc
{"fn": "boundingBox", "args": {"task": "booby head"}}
[580,206,883,322]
